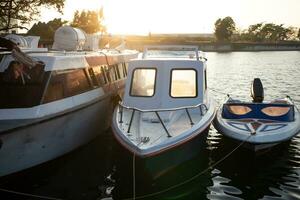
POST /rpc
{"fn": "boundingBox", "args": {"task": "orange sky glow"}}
[40,0,300,35]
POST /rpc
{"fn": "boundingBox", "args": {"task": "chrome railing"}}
[118,102,208,138]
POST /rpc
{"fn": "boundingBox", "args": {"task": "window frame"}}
[129,67,157,97]
[169,68,198,98]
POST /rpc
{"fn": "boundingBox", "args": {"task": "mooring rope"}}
[132,152,136,200]
[125,134,253,200]
[210,88,229,96]
[0,188,64,200]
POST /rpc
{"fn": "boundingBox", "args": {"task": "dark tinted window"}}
[87,68,99,87]
[0,66,49,108]
[43,69,92,104]
[65,69,91,96]
[109,65,118,82]
[118,63,125,78]
[92,66,106,86]
[43,72,64,103]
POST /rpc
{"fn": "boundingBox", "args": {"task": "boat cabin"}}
[113,46,216,156]
[0,50,137,119]
[123,45,208,110]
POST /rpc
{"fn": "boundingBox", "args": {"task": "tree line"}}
[214,16,300,42]
[0,0,106,41]
[28,9,106,41]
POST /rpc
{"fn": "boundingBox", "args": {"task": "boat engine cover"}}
[251,78,264,103]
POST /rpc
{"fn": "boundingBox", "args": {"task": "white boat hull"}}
[0,97,111,177]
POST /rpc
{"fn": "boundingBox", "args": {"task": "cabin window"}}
[87,68,99,87]
[43,69,92,103]
[114,64,121,79]
[65,69,91,96]
[124,63,128,76]
[43,72,65,103]
[118,63,125,78]
[92,66,106,86]
[170,69,197,98]
[228,105,252,115]
[110,65,117,81]
[130,68,156,97]
[261,106,291,117]
[101,66,109,84]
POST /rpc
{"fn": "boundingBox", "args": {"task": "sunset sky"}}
[40,0,300,35]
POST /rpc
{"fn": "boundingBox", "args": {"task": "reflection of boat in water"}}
[214,78,300,151]
[207,130,300,200]
[0,27,138,177]
[111,45,216,198]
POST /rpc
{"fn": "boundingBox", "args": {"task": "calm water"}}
[1,51,300,200]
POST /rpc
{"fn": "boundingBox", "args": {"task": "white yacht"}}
[0,27,138,177]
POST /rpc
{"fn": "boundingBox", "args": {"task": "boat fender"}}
[251,78,264,103]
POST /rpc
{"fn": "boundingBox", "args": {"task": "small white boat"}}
[214,78,300,151]
[0,27,138,177]
[112,45,216,182]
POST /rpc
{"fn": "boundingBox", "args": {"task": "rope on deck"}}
[0,188,64,200]
[127,134,253,200]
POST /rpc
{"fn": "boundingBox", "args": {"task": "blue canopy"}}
[222,103,295,122]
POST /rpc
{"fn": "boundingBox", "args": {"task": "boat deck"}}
[117,108,203,149]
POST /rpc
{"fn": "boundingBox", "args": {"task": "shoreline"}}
[37,36,300,52]
[125,41,300,52]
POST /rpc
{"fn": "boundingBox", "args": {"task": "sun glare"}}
[39,0,300,35]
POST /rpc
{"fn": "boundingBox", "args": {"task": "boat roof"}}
[0,49,138,72]
[142,45,206,61]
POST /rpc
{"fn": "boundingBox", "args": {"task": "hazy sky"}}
[40,0,300,34]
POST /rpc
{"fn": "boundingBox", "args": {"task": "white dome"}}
[52,26,86,51]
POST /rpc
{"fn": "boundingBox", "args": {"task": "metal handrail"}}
[119,102,208,113]
[142,45,203,61]
[118,102,209,138]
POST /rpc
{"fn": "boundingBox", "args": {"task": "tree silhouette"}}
[0,0,65,32]
[71,8,106,34]
[214,17,236,41]
[27,18,68,41]
[241,23,293,42]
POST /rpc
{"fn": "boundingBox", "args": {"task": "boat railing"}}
[142,45,206,61]
[118,102,208,138]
